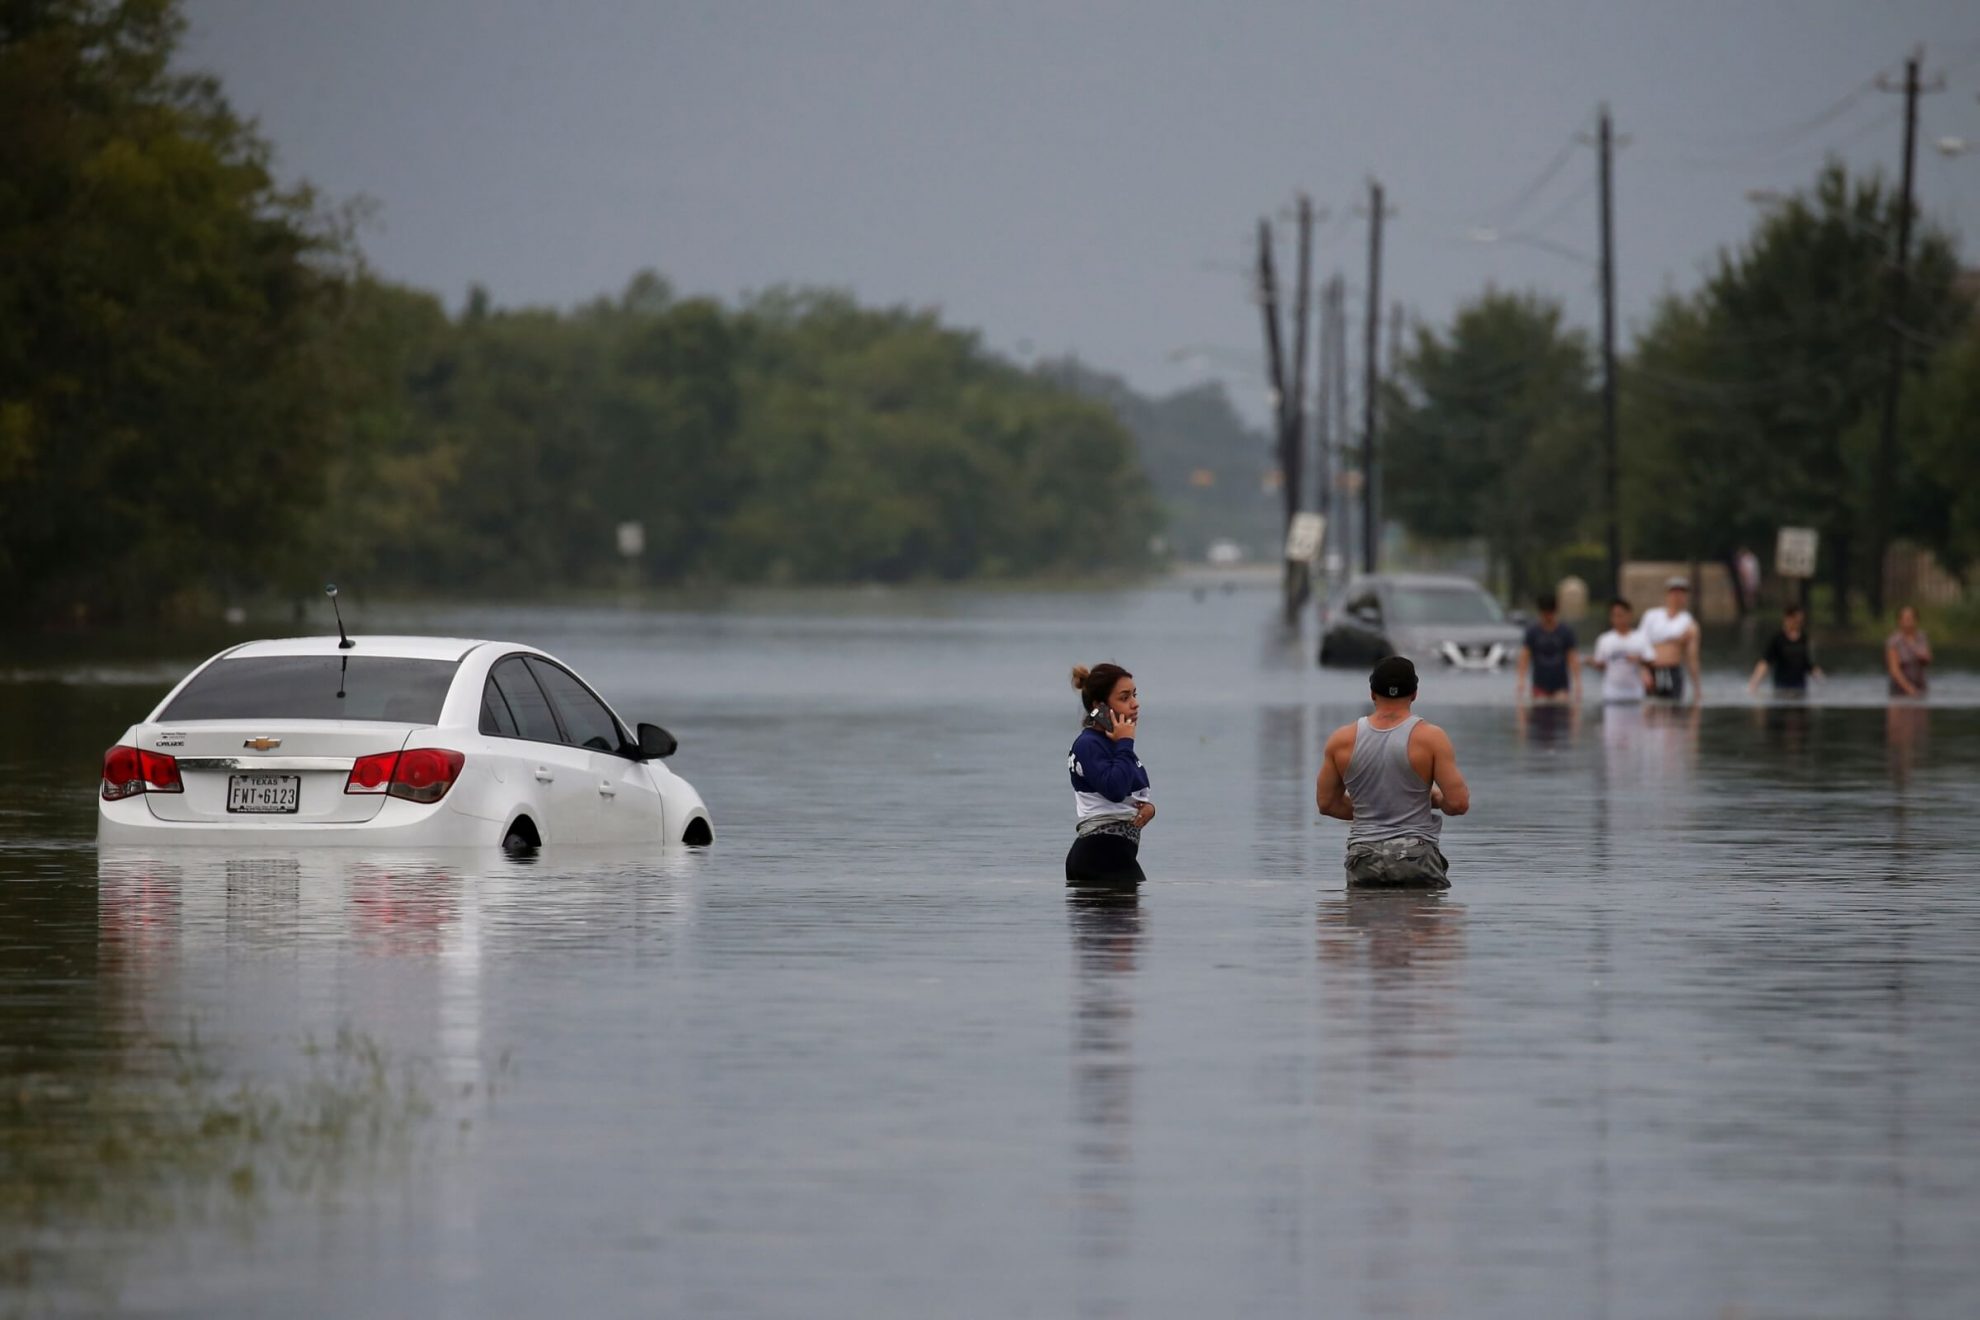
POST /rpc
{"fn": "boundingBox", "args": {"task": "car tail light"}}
[391,748,464,803]
[345,748,464,803]
[345,751,398,794]
[101,745,182,800]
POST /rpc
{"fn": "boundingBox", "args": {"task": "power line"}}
[1518,174,1600,238]
[1656,104,1902,172]
[1663,75,1880,153]
[1478,134,1582,229]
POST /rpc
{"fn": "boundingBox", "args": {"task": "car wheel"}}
[501,818,540,855]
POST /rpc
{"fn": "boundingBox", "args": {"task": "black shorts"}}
[1067,831,1144,889]
[1650,665,1685,700]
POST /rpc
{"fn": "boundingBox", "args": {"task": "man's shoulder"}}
[1409,718,1452,748]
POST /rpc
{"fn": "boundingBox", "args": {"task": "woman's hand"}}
[1107,712,1137,741]
[1132,801,1156,828]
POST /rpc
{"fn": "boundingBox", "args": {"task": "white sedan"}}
[97,635,713,850]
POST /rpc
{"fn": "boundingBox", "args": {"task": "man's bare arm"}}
[1315,730,1355,821]
[1424,725,1470,816]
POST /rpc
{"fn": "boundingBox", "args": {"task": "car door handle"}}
[597,780,616,798]
[533,767,555,783]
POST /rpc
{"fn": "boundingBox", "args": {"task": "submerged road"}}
[4,583,1978,1317]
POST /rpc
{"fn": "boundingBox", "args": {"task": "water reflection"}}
[1254,704,1311,880]
[1751,699,1813,757]
[1885,701,1929,789]
[1066,887,1142,1310]
[1316,891,1467,1313]
[1317,889,1465,986]
[1514,699,1580,751]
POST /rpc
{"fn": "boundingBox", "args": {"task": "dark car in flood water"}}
[1318,573,1524,670]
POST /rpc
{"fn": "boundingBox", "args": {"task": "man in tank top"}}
[1315,656,1472,888]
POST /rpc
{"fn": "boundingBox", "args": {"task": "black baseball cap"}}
[1370,656,1417,699]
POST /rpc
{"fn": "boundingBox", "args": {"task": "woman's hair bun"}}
[1070,665,1091,691]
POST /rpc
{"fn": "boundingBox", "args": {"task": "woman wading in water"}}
[1065,663,1154,888]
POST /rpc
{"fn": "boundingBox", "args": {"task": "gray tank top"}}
[1344,715,1440,845]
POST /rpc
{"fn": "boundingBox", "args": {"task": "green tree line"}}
[1,0,1161,624]
[1382,162,1974,620]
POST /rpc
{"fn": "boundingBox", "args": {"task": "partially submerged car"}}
[97,636,713,850]
[1318,574,1523,670]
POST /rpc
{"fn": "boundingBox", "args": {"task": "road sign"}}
[1285,512,1326,564]
[1776,526,1818,580]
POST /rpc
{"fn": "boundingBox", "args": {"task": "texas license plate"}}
[227,774,300,814]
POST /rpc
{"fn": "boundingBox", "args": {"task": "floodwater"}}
[4,583,1979,1318]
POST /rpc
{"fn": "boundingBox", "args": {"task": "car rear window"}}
[157,656,461,723]
[1388,587,1507,626]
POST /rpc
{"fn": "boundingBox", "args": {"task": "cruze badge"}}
[243,737,282,751]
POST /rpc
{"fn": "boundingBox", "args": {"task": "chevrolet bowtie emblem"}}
[243,737,282,751]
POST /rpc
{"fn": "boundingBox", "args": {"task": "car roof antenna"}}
[325,583,355,650]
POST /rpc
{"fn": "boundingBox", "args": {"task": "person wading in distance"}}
[1640,576,1702,703]
[1517,589,1582,705]
[1316,656,1470,888]
[1064,663,1154,889]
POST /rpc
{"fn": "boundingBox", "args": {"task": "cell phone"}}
[1087,705,1114,732]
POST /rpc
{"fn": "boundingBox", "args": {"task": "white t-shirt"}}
[1639,606,1697,651]
[1593,628,1653,702]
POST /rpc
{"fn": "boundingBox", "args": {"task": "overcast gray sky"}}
[184,1,1980,421]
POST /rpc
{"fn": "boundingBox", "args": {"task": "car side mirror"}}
[637,723,677,760]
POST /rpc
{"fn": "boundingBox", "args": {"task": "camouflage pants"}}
[1344,836,1450,889]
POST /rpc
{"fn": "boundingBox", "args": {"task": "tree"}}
[0,0,343,620]
[1383,289,1596,596]
[1893,317,1980,581]
[1623,161,1966,621]
[1039,360,1277,561]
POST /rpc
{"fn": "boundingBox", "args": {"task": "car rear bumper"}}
[97,793,491,847]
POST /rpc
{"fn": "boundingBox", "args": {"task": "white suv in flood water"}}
[97,636,713,851]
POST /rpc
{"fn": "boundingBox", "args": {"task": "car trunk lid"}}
[137,722,419,824]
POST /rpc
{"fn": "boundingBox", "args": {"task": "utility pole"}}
[1597,103,1622,600]
[1870,52,1941,616]
[1315,273,1334,590]
[1332,277,1350,580]
[1314,273,1346,593]
[1255,217,1289,510]
[1360,179,1385,575]
[1284,196,1316,622]
[1257,218,1298,620]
